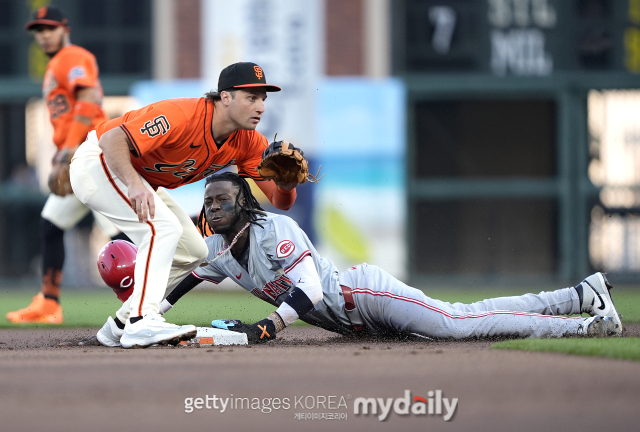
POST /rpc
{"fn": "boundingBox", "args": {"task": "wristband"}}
[283,287,314,318]
[267,311,286,332]
[62,101,100,148]
[74,100,100,119]
[62,118,92,149]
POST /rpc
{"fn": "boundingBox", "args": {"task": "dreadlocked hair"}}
[196,172,267,237]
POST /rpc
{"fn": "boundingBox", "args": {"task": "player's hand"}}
[48,148,76,196]
[51,147,77,164]
[211,318,276,344]
[273,179,298,191]
[256,141,322,187]
[127,181,155,223]
[48,162,73,196]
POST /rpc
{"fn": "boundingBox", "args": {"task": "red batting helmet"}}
[97,240,137,302]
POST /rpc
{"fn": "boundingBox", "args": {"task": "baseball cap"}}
[25,5,69,30]
[217,62,281,92]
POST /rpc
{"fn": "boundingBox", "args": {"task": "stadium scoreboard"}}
[396,0,640,75]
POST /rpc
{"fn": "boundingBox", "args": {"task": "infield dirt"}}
[1,325,639,432]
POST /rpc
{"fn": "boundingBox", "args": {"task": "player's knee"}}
[158,219,183,243]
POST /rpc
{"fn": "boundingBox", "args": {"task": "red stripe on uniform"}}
[138,222,156,315]
[284,250,312,273]
[99,154,132,207]
[120,125,141,157]
[350,288,582,320]
[191,271,220,284]
[99,152,154,316]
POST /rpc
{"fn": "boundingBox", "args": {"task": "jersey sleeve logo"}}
[68,66,86,82]
[261,275,294,300]
[276,240,295,258]
[140,115,170,138]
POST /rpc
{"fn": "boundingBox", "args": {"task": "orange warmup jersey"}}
[95,98,270,190]
[43,44,107,149]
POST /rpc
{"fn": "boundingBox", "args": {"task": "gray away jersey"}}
[193,212,352,333]
[194,213,587,339]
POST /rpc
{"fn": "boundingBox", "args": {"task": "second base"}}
[180,327,248,346]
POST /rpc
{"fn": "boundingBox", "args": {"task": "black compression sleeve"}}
[165,273,203,306]
[41,217,64,271]
[283,287,315,317]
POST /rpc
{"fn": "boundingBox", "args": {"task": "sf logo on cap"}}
[38,7,48,18]
[254,66,263,80]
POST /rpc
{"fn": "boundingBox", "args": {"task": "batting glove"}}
[211,318,276,344]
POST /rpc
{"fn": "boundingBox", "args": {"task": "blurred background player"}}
[6,5,128,324]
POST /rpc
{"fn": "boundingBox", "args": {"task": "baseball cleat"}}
[96,316,124,347]
[578,272,623,336]
[6,293,63,324]
[120,313,196,349]
[578,316,619,337]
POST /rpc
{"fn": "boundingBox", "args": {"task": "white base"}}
[187,327,248,346]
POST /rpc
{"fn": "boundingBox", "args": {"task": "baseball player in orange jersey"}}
[7,6,127,325]
[70,62,299,347]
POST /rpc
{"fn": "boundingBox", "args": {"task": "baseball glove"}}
[211,318,276,344]
[256,140,322,185]
[48,148,75,197]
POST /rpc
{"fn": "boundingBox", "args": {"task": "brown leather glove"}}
[48,148,75,196]
[256,140,319,185]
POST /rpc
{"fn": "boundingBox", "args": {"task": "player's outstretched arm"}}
[62,86,101,150]
[254,179,297,210]
[48,88,103,197]
[160,273,203,314]
[273,255,323,326]
[212,256,323,343]
[99,127,155,223]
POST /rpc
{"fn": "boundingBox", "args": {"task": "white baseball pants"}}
[70,131,208,323]
[41,190,119,237]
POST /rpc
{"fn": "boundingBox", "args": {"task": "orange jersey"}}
[95,98,269,190]
[43,44,107,149]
